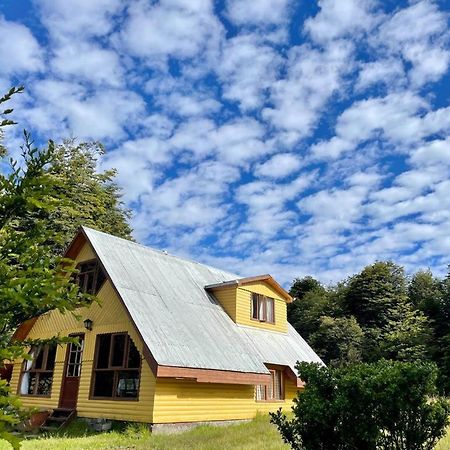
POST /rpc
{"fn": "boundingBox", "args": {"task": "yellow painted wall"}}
[213,282,288,332]
[211,287,237,321]
[236,283,288,332]
[9,242,156,423]
[153,376,300,423]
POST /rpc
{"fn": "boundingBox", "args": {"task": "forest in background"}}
[288,262,450,392]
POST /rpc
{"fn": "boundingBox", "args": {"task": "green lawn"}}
[0,415,449,450]
[0,414,288,450]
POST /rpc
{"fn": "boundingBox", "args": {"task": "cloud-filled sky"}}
[1,0,450,285]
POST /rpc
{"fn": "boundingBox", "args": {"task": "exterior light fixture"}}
[83,318,93,331]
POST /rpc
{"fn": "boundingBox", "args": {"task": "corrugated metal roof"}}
[83,227,323,375]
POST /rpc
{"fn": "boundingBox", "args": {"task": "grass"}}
[0,414,288,450]
[0,416,449,449]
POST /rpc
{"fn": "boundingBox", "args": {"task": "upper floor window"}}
[19,344,57,397]
[255,369,284,401]
[91,333,141,400]
[251,293,275,323]
[76,260,106,295]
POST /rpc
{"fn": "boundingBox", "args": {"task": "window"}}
[76,260,106,295]
[19,345,57,396]
[91,333,141,399]
[66,336,84,377]
[251,294,275,323]
[255,369,284,401]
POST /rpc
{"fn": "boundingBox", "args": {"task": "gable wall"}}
[236,282,288,332]
[9,241,156,423]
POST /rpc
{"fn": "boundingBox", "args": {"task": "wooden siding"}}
[9,242,156,423]
[152,376,300,423]
[211,287,237,321]
[236,283,288,332]
[213,281,288,332]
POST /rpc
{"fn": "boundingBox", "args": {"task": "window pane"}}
[251,294,258,319]
[127,340,140,369]
[27,373,37,395]
[116,371,139,398]
[93,371,114,397]
[111,334,126,367]
[273,370,282,400]
[34,347,44,369]
[259,297,265,321]
[255,385,265,401]
[37,373,53,396]
[96,334,111,368]
[95,268,106,293]
[266,298,274,323]
[46,345,57,370]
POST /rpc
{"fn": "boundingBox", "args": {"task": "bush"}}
[270,360,450,450]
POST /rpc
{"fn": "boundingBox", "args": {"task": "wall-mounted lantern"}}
[83,318,93,331]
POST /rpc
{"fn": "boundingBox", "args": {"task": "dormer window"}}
[251,294,275,323]
[76,260,106,295]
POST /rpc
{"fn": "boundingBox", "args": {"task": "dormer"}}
[206,275,293,332]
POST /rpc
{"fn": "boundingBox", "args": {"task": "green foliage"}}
[310,316,363,366]
[271,361,450,450]
[288,262,430,367]
[0,87,132,448]
[287,277,329,341]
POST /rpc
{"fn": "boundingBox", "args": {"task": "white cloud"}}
[305,0,379,44]
[51,41,124,87]
[0,17,43,75]
[263,40,354,142]
[35,0,123,39]
[254,153,302,179]
[217,34,282,110]
[356,59,406,91]
[225,0,292,27]
[120,0,223,67]
[373,1,450,86]
[21,79,145,141]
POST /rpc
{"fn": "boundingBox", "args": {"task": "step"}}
[46,416,67,422]
[40,426,59,432]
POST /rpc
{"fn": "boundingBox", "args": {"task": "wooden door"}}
[59,334,84,409]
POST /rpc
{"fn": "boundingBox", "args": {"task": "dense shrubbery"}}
[271,360,450,450]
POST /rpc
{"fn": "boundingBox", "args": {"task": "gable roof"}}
[69,227,323,380]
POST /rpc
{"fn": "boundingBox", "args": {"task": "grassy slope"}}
[0,415,448,450]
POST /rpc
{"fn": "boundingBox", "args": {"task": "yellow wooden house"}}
[9,227,322,428]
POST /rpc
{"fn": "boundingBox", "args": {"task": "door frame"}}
[59,333,85,409]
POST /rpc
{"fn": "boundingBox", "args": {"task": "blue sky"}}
[1,0,450,285]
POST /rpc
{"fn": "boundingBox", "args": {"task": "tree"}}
[287,277,329,342]
[0,87,132,447]
[310,316,364,366]
[271,361,450,450]
[341,261,430,362]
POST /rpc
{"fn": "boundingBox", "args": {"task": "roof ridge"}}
[82,226,239,279]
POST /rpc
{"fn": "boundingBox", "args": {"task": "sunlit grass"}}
[0,416,448,450]
[0,414,288,450]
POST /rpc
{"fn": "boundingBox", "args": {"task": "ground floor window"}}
[91,333,141,399]
[255,369,284,401]
[19,344,57,396]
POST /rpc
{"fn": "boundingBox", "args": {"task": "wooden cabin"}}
[9,227,322,428]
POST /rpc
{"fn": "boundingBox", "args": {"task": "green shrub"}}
[271,360,450,450]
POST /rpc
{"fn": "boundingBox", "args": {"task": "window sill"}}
[89,396,139,402]
[250,318,275,325]
[19,394,52,398]
[255,399,285,403]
